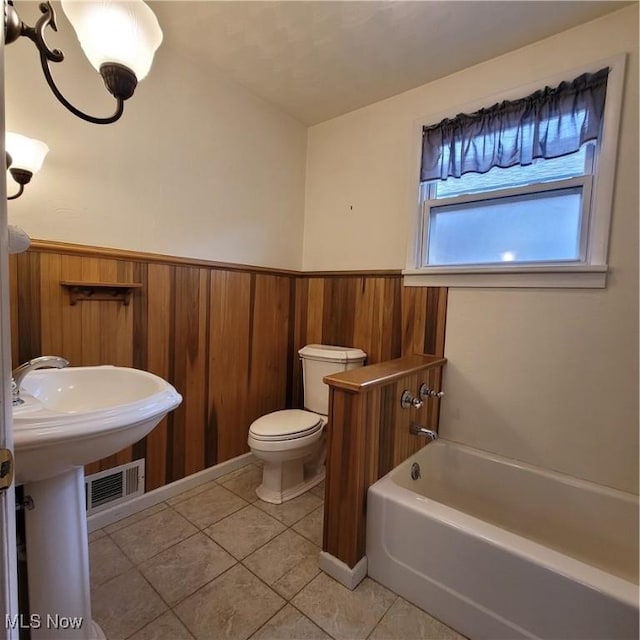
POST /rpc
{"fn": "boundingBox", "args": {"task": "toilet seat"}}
[249,409,324,442]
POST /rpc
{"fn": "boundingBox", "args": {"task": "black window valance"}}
[420,67,609,182]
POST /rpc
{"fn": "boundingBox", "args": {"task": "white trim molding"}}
[318,551,368,590]
[403,264,607,288]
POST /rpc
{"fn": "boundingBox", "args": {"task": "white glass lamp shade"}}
[6,133,49,174]
[60,0,163,81]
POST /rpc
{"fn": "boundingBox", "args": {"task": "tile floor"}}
[89,462,465,640]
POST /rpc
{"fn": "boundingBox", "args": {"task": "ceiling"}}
[151,1,629,125]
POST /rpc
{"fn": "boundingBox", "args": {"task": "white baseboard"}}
[87,452,256,531]
[318,551,367,590]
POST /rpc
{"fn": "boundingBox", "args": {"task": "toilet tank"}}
[299,344,367,415]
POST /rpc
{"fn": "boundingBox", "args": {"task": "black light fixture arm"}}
[38,52,126,125]
[7,168,32,201]
[5,0,134,125]
[7,183,24,201]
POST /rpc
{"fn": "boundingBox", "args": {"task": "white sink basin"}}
[13,365,182,483]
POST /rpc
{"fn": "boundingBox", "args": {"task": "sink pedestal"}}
[24,469,104,640]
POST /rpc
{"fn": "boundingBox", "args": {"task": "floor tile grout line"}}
[101,531,142,574]
[213,463,261,491]
[93,563,171,640]
[135,528,234,580]
[243,563,316,601]
[239,524,322,567]
[95,547,174,612]
[166,561,290,639]
[104,502,200,567]
[246,610,278,639]
[286,600,340,640]
[105,502,208,568]
[201,517,287,562]
[166,462,258,507]
[240,552,311,600]
[165,480,220,507]
[203,500,284,532]
[170,493,251,531]
[252,497,325,528]
[121,606,169,640]
[87,535,134,589]
[290,507,325,546]
[291,572,403,640]
[245,598,290,640]
[102,502,170,536]
[228,512,321,565]
[161,557,241,611]
[363,594,400,640]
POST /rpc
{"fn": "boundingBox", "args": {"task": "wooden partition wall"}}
[8,241,448,494]
[323,355,446,570]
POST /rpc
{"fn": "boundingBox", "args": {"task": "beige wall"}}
[5,8,307,270]
[303,7,639,493]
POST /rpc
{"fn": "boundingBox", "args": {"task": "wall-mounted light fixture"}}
[6,132,49,200]
[4,0,163,125]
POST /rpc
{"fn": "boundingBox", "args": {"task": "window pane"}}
[432,145,590,199]
[426,187,583,266]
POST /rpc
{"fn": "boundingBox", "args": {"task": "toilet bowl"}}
[248,409,327,503]
[248,344,366,504]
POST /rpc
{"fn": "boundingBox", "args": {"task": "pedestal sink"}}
[12,365,182,640]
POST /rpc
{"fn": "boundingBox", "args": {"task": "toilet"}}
[248,344,367,504]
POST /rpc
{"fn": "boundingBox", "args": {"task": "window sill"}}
[402,264,607,288]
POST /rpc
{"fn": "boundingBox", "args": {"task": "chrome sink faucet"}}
[12,356,69,406]
[409,422,439,442]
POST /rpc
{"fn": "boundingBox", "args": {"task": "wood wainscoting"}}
[8,241,448,494]
[292,276,447,407]
[9,243,294,490]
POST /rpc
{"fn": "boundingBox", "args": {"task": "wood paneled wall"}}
[292,276,447,407]
[9,247,293,490]
[8,243,447,494]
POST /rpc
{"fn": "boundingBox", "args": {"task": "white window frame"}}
[403,53,626,289]
[422,175,594,268]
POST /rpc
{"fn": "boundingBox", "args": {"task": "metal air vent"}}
[85,460,145,515]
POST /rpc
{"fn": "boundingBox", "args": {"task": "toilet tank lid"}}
[298,344,367,363]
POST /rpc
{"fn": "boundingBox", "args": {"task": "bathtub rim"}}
[373,440,639,610]
[392,439,638,504]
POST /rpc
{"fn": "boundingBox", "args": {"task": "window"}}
[423,146,593,266]
[405,58,625,288]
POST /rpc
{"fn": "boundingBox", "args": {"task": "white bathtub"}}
[367,439,639,640]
